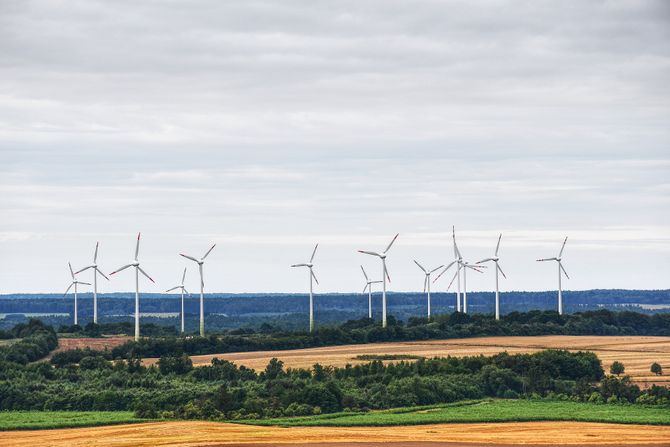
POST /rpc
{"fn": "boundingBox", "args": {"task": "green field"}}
[242,399,670,427]
[0,411,142,431]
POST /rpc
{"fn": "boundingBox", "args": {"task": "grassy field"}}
[0,411,142,431]
[242,399,670,427]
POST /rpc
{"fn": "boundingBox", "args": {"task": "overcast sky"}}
[1,0,669,294]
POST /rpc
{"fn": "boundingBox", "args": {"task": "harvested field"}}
[144,336,670,387]
[2,421,669,446]
[51,336,131,355]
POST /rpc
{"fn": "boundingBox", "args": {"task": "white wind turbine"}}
[358,233,398,328]
[110,233,155,341]
[476,234,507,320]
[434,232,484,314]
[64,262,90,326]
[166,268,189,334]
[291,244,319,332]
[360,265,382,319]
[180,244,216,337]
[537,237,570,315]
[413,260,443,319]
[75,242,109,324]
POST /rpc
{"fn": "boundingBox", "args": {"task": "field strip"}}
[2,421,670,446]
[140,335,670,387]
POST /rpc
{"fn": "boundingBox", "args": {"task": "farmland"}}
[1,420,670,446]
[143,335,670,387]
[0,411,139,431]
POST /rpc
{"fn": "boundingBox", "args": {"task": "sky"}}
[1,0,669,294]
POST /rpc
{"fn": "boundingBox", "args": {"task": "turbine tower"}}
[452,227,463,311]
[64,262,90,326]
[476,234,507,320]
[358,233,399,328]
[537,237,570,315]
[110,233,155,341]
[181,244,216,337]
[360,265,382,319]
[166,268,189,334]
[291,244,319,332]
[413,260,443,319]
[75,242,109,324]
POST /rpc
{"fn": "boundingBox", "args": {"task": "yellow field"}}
[2,420,670,446]
[144,335,670,387]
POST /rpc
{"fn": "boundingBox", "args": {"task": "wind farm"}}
[1,1,668,446]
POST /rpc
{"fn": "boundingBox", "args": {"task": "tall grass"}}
[0,411,142,431]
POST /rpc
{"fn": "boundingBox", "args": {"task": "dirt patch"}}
[143,335,670,387]
[51,336,132,357]
[1,421,669,446]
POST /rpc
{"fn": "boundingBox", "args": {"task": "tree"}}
[651,362,663,376]
[610,361,625,376]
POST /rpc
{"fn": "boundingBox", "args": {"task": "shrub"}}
[651,362,663,376]
[610,361,625,376]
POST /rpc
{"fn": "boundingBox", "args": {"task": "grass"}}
[241,399,670,427]
[0,411,144,431]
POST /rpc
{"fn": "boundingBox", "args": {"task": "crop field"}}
[0,411,139,431]
[51,336,132,355]
[243,399,670,426]
[143,335,670,387]
[2,420,670,446]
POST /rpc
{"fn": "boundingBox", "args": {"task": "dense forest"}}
[1,289,669,331]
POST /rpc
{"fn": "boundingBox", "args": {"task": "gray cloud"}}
[0,0,668,293]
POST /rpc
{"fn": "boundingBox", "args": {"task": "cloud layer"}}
[1,0,669,293]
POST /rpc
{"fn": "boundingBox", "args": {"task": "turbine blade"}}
[183,288,190,295]
[166,286,180,292]
[77,281,92,286]
[495,233,502,257]
[433,265,450,282]
[384,263,391,283]
[384,233,399,253]
[135,232,141,261]
[477,258,494,264]
[559,236,568,258]
[430,265,444,274]
[68,262,75,279]
[360,265,369,281]
[181,267,187,284]
[64,283,74,295]
[180,253,199,263]
[446,270,459,291]
[358,250,381,257]
[413,260,427,273]
[423,276,427,293]
[94,242,99,263]
[363,283,369,293]
[96,267,110,281]
[138,266,155,283]
[373,280,383,284]
[497,263,507,279]
[75,265,94,274]
[310,243,318,263]
[560,262,570,279]
[110,264,132,275]
[311,268,319,285]
[202,243,216,260]
[291,263,308,267]
[536,257,557,262]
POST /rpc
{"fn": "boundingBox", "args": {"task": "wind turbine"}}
[291,244,319,332]
[358,233,398,328]
[166,268,189,334]
[75,242,109,324]
[180,244,216,337]
[476,234,507,320]
[64,262,90,326]
[413,260,443,319]
[537,236,570,315]
[435,228,484,314]
[110,233,155,341]
[360,265,382,319]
